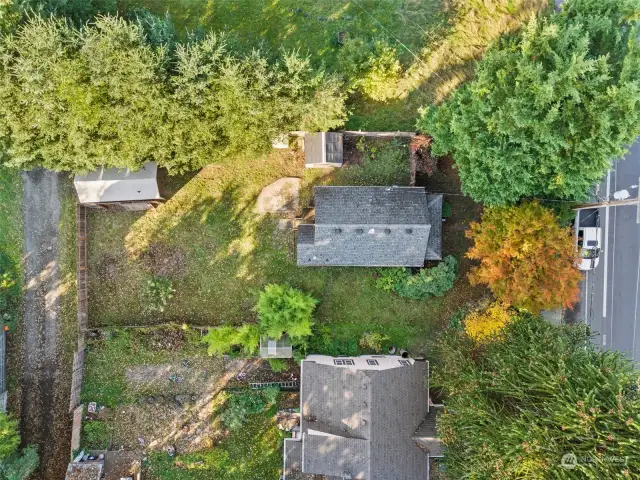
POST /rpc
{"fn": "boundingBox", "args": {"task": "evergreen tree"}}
[418,0,640,205]
[0,17,347,173]
[435,315,640,479]
[0,16,168,172]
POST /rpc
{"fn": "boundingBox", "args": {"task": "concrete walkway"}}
[20,169,66,479]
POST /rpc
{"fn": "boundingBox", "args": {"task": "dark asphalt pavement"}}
[580,140,640,363]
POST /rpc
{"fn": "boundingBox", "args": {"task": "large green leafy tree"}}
[435,315,640,479]
[419,0,640,205]
[0,17,347,174]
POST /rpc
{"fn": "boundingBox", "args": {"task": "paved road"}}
[20,169,68,479]
[580,140,640,363]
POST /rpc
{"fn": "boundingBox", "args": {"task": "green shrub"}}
[308,326,359,357]
[140,275,174,313]
[0,444,39,480]
[261,386,280,406]
[375,267,407,292]
[339,38,402,101]
[442,201,452,219]
[220,391,267,431]
[267,358,287,373]
[202,324,260,357]
[256,284,317,342]
[376,256,458,300]
[81,421,111,450]
[0,413,20,462]
[358,332,390,352]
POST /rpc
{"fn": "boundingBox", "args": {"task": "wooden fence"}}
[69,205,88,412]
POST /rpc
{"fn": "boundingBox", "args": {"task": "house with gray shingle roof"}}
[283,355,443,480]
[297,186,442,267]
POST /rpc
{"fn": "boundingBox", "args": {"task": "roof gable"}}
[314,186,429,225]
[299,360,430,480]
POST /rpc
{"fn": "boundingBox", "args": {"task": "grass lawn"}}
[0,167,23,408]
[87,139,485,354]
[117,0,548,130]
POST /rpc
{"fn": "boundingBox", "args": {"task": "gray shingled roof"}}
[425,194,443,261]
[314,186,429,224]
[297,187,440,267]
[298,361,430,480]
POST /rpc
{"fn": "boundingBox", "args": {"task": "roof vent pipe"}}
[399,349,409,358]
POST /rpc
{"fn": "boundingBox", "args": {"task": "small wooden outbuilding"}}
[304,132,344,168]
[74,162,162,210]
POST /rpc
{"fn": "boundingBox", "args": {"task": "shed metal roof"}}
[304,133,343,167]
[74,162,161,204]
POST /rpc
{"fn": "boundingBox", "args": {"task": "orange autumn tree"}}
[466,202,580,313]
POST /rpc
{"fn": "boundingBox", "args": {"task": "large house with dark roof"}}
[283,355,443,480]
[297,186,442,267]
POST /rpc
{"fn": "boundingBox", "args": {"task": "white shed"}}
[304,132,343,168]
[74,162,161,209]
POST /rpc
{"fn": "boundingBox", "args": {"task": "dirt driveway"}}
[20,169,70,479]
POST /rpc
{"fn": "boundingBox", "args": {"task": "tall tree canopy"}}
[0,16,347,173]
[466,201,581,312]
[435,315,640,479]
[418,0,640,205]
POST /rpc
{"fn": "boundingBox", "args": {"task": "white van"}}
[576,227,602,271]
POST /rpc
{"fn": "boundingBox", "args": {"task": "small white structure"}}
[260,335,293,359]
[74,162,162,210]
[304,132,343,168]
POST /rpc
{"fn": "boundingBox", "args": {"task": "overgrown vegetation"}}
[420,0,640,205]
[333,139,411,186]
[463,301,513,342]
[0,168,22,331]
[434,314,640,478]
[466,202,581,313]
[0,16,346,173]
[220,388,278,431]
[376,256,458,300]
[0,413,38,480]
[81,420,111,450]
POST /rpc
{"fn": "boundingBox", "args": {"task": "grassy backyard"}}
[87,139,484,354]
[117,0,548,130]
